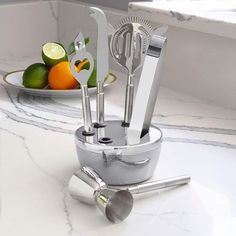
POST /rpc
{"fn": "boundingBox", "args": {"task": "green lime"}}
[80,59,108,87]
[23,63,49,89]
[42,42,68,67]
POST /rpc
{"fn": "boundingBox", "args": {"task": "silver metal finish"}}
[90,7,109,125]
[128,36,167,144]
[80,85,93,133]
[124,74,134,125]
[69,167,190,223]
[69,166,133,223]
[126,175,191,194]
[70,33,94,133]
[96,188,133,223]
[96,81,104,124]
[152,25,168,38]
[110,17,153,125]
[69,166,106,204]
[75,120,162,185]
[143,36,167,132]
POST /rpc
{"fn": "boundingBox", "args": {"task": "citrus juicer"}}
[70,32,94,135]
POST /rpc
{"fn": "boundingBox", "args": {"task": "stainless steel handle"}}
[124,74,134,125]
[127,175,191,194]
[81,85,93,133]
[96,81,104,124]
[103,148,150,166]
[118,158,150,166]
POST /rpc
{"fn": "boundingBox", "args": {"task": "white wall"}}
[0,1,58,61]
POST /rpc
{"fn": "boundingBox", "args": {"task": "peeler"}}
[70,32,95,135]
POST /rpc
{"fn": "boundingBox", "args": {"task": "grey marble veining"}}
[169,11,195,21]
[163,136,236,149]
[0,125,74,235]
[1,81,235,150]
[1,69,236,235]
[0,107,74,134]
[154,121,236,136]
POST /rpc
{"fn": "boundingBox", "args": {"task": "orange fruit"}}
[48,61,79,90]
[76,59,89,71]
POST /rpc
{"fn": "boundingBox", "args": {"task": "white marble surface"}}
[1,57,236,235]
[129,0,236,40]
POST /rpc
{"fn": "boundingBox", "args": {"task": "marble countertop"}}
[129,0,236,39]
[1,58,236,236]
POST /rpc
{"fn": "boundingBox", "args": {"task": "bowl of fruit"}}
[3,42,116,97]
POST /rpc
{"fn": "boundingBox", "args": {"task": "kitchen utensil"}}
[70,32,94,135]
[69,166,191,223]
[128,35,167,145]
[111,175,190,194]
[90,7,109,127]
[75,120,162,185]
[110,16,154,126]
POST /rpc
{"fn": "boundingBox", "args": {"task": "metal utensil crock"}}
[75,120,162,185]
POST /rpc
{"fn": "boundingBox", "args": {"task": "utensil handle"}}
[96,81,104,125]
[81,85,93,133]
[124,74,134,125]
[127,175,191,194]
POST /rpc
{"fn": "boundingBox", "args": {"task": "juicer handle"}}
[127,175,191,194]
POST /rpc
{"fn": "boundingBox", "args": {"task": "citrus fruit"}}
[76,59,89,70]
[77,59,109,87]
[42,42,68,67]
[23,63,49,89]
[48,61,79,90]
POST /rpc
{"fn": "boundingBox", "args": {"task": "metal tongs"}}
[70,33,94,135]
[128,35,167,144]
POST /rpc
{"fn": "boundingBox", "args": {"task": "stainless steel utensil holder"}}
[75,120,162,185]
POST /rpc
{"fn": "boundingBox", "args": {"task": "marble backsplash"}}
[128,2,236,110]
[0,0,235,109]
